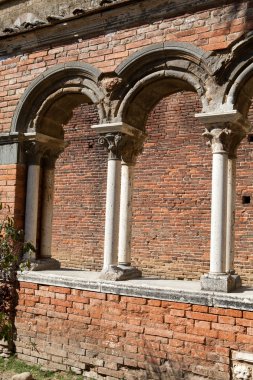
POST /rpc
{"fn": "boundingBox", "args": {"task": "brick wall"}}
[1,1,253,280]
[132,92,211,280]
[0,164,26,229]
[15,281,253,379]
[49,92,253,284]
[51,104,106,269]
[0,1,252,131]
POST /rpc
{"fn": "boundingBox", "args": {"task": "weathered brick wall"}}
[0,164,26,228]
[49,92,253,284]
[1,0,253,281]
[0,1,252,131]
[51,104,107,269]
[15,281,253,379]
[132,92,211,280]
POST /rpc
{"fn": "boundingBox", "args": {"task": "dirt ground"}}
[0,370,16,380]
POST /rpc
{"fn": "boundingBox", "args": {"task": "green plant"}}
[0,356,83,379]
[0,202,34,343]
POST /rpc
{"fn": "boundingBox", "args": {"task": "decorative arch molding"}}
[219,33,253,118]
[111,41,217,130]
[11,62,106,139]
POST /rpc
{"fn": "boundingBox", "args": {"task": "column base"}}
[231,273,242,289]
[201,273,241,292]
[99,265,142,281]
[27,258,61,271]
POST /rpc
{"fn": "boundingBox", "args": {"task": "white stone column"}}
[103,154,121,269]
[24,141,44,260]
[210,149,228,274]
[226,157,236,273]
[201,127,235,292]
[118,162,134,266]
[116,135,144,279]
[92,123,146,281]
[99,133,122,277]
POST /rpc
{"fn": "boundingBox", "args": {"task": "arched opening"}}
[222,46,253,286]
[232,102,253,286]
[132,91,210,280]
[51,102,107,270]
[11,63,106,270]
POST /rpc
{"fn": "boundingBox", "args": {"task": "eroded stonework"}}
[232,351,253,380]
[0,0,130,35]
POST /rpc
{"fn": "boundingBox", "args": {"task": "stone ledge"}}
[18,270,253,311]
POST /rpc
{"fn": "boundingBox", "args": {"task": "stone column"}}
[225,137,243,288]
[118,161,134,266]
[99,133,122,279]
[24,141,44,260]
[201,127,236,292]
[38,148,63,270]
[117,135,144,279]
[226,156,236,273]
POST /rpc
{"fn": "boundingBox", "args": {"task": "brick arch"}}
[11,62,106,139]
[112,42,213,131]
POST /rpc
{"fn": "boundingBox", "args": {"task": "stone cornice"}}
[18,270,253,312]
[0,131,65,148]
[0,0,244,57]
[0,0,136,43]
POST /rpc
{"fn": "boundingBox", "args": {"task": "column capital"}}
[98,133,123,160]
[203,126,245,156]
[92,122,146,161]
[24,140,47,165]
[120,134,146,164]
[43,146,64,169]
[98,133,146,162]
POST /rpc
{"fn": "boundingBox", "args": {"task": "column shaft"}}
[226,158,236,273]
[118,162,134,265]
[103,157,121,270]
[40,167,55,258]
[24,164,40,259]
[210,152,228,274]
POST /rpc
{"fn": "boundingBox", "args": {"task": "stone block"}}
[200,273,240,293]
[99,265,142,281]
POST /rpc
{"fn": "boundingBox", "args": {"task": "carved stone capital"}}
[98,133,123,160]
[98,133,145,162]
[120,134,145,164]
[43,146,64,169]
[24,140,48,165]
[203,126,245,156]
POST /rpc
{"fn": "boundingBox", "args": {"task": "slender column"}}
[210,149,228,273]
[40,152,60,259]
[118,162,134,266]
[117,135,145,277]
[99,133,122,272]
[201,127,233,292]
[24,141,45,259]
[226,157,236,273]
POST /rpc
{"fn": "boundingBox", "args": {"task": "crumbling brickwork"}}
[1,0,253,377]
[15,281,253,379]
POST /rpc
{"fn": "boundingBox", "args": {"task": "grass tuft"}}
[0,356,83,380]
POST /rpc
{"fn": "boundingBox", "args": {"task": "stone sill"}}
[18,270,253,311]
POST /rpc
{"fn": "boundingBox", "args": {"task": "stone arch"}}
[221,34,253,119]
[11,62,106,139]
[12,62,107,269]
[112,42,213,130]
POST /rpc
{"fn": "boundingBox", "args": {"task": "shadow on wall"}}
[119,340,204,380]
